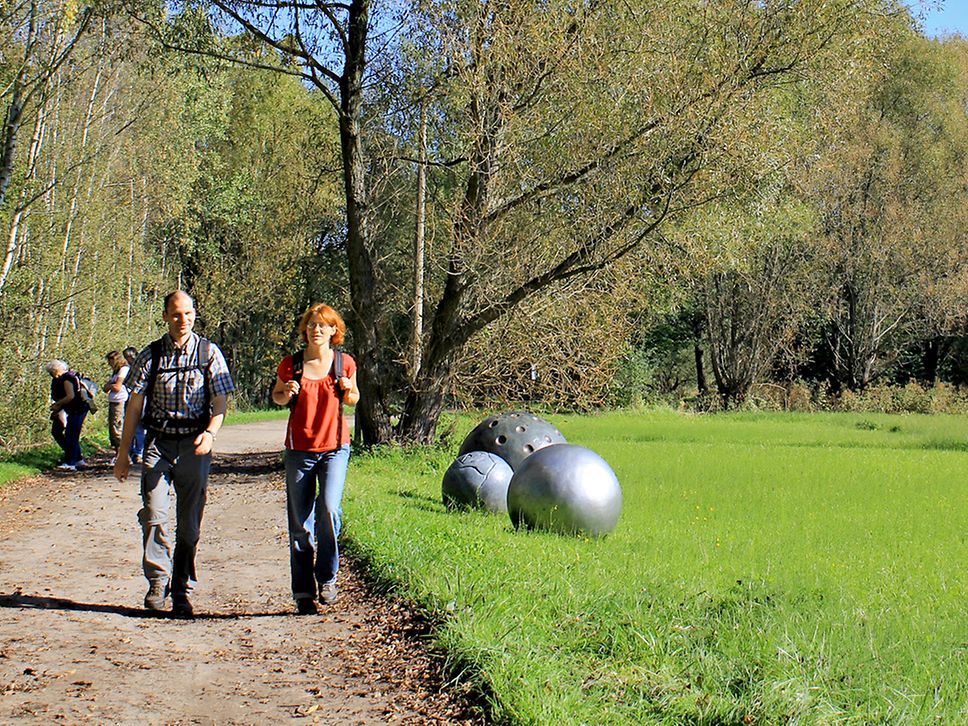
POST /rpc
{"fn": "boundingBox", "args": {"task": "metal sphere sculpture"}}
[442,451,514,513]
[507,444,622,537]
[458,411,567,471]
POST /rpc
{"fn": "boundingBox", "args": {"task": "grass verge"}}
[224,407,290,425]
[0,432,109,488]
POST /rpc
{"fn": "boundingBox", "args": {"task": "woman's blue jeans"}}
[51,410,87,465]
[285,446,350,600]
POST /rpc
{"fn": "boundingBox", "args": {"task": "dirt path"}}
[0,422,483,725]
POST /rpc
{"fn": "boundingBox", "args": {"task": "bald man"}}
[114,291,235,618]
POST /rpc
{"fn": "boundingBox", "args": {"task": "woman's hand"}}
[339,372,360,406]
[271,376,299,406]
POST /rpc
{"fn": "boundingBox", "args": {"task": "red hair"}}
[298,303,346,346]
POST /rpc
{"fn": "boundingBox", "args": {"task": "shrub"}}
[827,381,968,415]
[786,382,814,412]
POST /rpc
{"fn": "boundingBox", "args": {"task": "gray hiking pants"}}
[139,434,211,598]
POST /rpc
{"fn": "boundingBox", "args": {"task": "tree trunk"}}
[0,98,48,292]
[398,365,451,444]
[410,98,427,384]
[694,343,708,396]
[921,336,952,385]
[0,85,25,216]
[339,0,393,446]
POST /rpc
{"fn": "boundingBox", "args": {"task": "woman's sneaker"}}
[56,463,76,471]
[318,581,338,605]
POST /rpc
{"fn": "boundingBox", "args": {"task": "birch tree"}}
[0,0,96,292]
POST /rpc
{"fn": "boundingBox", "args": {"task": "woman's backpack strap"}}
[287,350,304,410]
[333,350,345,445]
[332,351,344,392]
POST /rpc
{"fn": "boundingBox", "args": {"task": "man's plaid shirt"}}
[125,332,235,435]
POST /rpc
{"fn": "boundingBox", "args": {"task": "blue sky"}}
[908,1,968,37]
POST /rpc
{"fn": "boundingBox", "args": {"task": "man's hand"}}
[194,430,215,456]
[114,457,129,482]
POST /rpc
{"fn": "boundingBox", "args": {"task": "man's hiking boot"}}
[318,581,338,605]
[144,581,168,611]
[296,597,318,615]
[171,595,194,620]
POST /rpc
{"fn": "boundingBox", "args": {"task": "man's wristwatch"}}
[204,429,217,440]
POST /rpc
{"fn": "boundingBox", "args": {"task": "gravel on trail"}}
[0,421,486,725]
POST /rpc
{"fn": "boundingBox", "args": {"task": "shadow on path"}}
[0,592,291,620]
[210,451,282,477]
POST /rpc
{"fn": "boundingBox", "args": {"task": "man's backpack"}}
[71,372,99,413]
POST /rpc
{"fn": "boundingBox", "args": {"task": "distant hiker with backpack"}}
[113,290,235,619]
[102,350,129,464]
[271,303,359,615]
[45,359,90,471]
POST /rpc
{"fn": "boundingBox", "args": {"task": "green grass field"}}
[343,410,968,724]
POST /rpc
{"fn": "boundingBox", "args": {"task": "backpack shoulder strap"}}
[197,337,213,416]
[332,350,345,445]
[198,338,212,369]
[333,350,343,380]
[146,339,163,406]
[286,350,304,411]
[331,350,345,401]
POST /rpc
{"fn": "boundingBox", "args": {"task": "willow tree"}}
[810,29,968,391]
[169,0,889,444]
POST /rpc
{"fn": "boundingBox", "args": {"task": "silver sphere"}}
[459,411,567,471]
[507,444,622,537]
[442,451,514,513]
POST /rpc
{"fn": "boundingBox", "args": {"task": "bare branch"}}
[484,118,661,225]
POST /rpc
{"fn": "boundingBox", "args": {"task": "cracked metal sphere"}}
[458,411,567,471]
[442,451,514,514]
[507,444,622,537]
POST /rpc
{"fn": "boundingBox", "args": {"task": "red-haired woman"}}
[272,303,360,615]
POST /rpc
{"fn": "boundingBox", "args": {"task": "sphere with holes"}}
[507,444,622,537]
[442,451,514,513]
[458,411,567,471]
